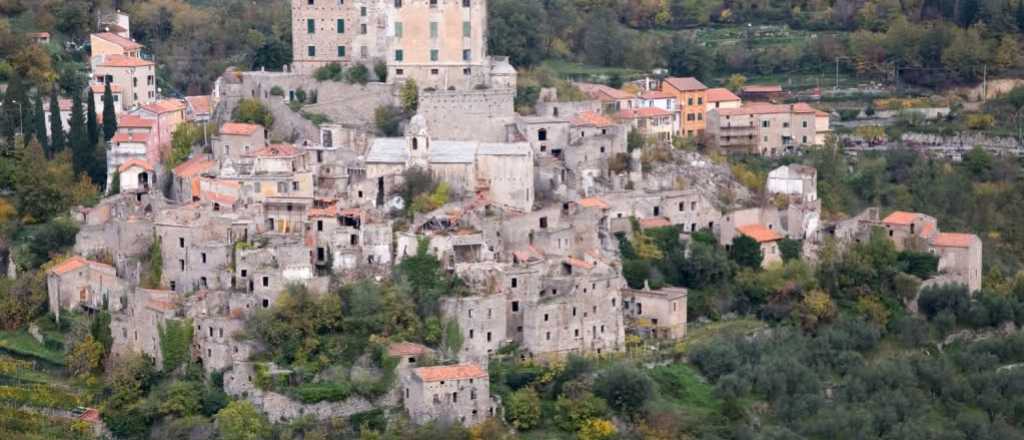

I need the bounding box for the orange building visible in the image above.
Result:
[659,77,708,137]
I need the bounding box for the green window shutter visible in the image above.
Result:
[338,46,346,57]
[430,22,438,38]
[430,49,438,61]
[307,19,315,34]
[463,22,470,38]
[395,22,403,38]
[308,46,316,57]
[337,19,344,33]
[395,50,404,61]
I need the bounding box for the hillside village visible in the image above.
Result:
[4,0,1024,439]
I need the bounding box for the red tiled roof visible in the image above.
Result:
[577,197,610,209]
[616,107,672,119]
[117,159,153,173]
[28,32,50,38]
[111,132,150,143]
[185,95,212,115]
[93,32,143,50]
[220,122,262,136]
[250,144,300,157]
[742,84,783,93]
[142,99,186,114]
[577,83,635,101]
[790,102,821,114]
[736,224,783,243]
[661,77,707,92]
[202,192,238,206]
[97,54,153,68]
[706,88,741,103]
[932,233,978,248]
[172,155,216,178]
[49,256,114,275]
[146,299,177,312]
[570,111,615,128]
[513,245,545,263]
[117,115,155,129]
[882,211,921,226]
[715,103,821,117]
[78,408,100,423]
[90,83,123,94]
[388,342,431,357]
[565,257,595,270]
[639,217,672,229]
[308,205,338,218]
[414,363,487,382]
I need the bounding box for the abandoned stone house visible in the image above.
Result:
[622,285,688,340]
[109,288,179,369]
[214,122,268,161]
[880,211,983,292]
[47,256,125,322]
[400,363,494,426]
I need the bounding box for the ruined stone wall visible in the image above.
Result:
[441,295,507,364]
[418,89,514,142]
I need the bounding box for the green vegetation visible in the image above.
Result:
[232,98,274,128]
[158,319,194,373]
[313,62,344,82]
[167,122,206,168]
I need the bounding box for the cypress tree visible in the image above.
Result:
[92,139,107,191]
[33,91,47,152]
[86,86,98,147]
[1017,0,1024,32]
[102,82,117,141]
[48,87,65,157]
[0,72,22,144]
[68,91,89,176]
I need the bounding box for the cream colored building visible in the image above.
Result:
[291,0,504,90]
[93,55,156,111]
[706,102,827,156]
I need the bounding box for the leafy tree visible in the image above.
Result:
[662,33,711,79]
[400,79,419,114]
[578,418,617,440]
[232,99,274,128]
[918,284,970,318]
[216,400,272,440]
[66,335,104,377]
[102,82,117,141]
[627,129,646,152]
[168,122,204,167]
[730,235,764,269]
[593,364,656,417]
[158,381,203,418]
[13,142,96,224]
[555,392,609,432]
[725,74,747,91]
[505,387,542,429]
[779,239,802,261]
[488,0,548,67]
[90,309,113,354]
[159,318,195,372]
[0,270,47,330]
[48,87,64,156]
[314,62,344,81]
[374,105,404,136]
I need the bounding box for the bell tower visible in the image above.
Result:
[406,113,431,169]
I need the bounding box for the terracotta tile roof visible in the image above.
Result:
[736,224,783,243]
[250,144,300,157]
[616,107,672,119]
[661,77,707,91]
[28,32,50,38]
[388,342,431,357]
[93,32,143,50]
[202,192,238,206]
[639,217,672,229]
[220,122,262,136]
[577,197,610,209]
[576,83,635,101]
[640,90,675,100]
[172,155,216,178]
[413,363,487,382]
[111,132,150,143]
[790,102,821,114]
[715,102,821,117]
[565,257,595,270]
[97,54,153,68]
[185,95,212,115]
[513,245,545,263]
[117,115,155,129]
[49,256,114,275]
[932,232,978,248]
[882,211,921,225]
[308,204,338,218]
[570,111,615,128]
[78,408,100,423]
[742,84,783,93]
[90,83,123,94]
[142,99,186,114]
[117,159,154,173]
[146,299,177,312]
[706,88,741,102]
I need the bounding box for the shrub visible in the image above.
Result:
[374,105,404,136]
[294,381,353,403]
[374,59,388,82]
[269,85,284,96]
[314,62,344,81]
[346,63,370,85]
[295,88,307,103]
[232,98,274,128]
[966,113,995,130]
[593,364,656,417]
[504,387,542,430]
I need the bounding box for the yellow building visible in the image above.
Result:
[659,77,708,138]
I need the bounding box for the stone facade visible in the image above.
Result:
[622,286,687,339]
[706,103,828,156]
[400,363,494,426]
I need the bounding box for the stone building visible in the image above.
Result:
[400,363,494,426]
[117,159,156,195]
[366,114,534,211]
[930,233,983,293]
[615,107,676,142]
[214,123,268,161]
[881,211,938,251]
[706,103,830,156]
[622,285,687,339]
[705,88,741,112]
[133,99,187,152]
[47,257,125,322]
[735,224,784,267]
[110,288,179,369]
[92,54,156,111]
[290,0,508,91]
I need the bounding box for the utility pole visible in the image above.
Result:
[983,64,988,101]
